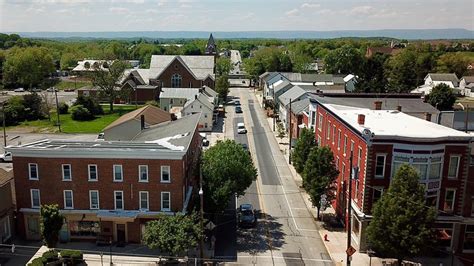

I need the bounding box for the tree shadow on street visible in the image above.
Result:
[236,212,286,254]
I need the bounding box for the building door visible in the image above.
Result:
[116,224,126,243]
[27,216,40,240]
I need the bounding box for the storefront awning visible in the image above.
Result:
[97,210,138,219]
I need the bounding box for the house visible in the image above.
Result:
[278,86,307,130]
[8,113,202,243]
[103,105,172,141]
[412,73,460,95]
[314,103,474,260]
[120,69,159,104]
[288,98,317,139]
[182,94,215,131]
[0,169,14,243]
[365,46,401,58]
[460,76,474,97]
[439,110,474,132]
[159,88,201,112]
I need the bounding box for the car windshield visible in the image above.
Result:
[241,210,253,216]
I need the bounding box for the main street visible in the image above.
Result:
[227,87,332,265]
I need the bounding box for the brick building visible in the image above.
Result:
[8,113,202,244]
[0,169,14,243]
[314,103,474,260]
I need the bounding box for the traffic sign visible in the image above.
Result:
[346,246,356,256]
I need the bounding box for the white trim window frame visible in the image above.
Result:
[29,163,39,180]
[139,191,149,211]
[139,165,149,182]
[447,155,460,179]
[161,166,171,183]
[326,121,331,140]
[337,130,341,150]
[343,135,348,156]
[114,191,124,210]
[89,190,99,210]
[374,154,387,179]
[444,189,456,213]
[31,189,40,208]
[63,190,74,209]
[161,191,171,211]
[318,113,323,132]
[357,147,363,169]
[113,165,123,182]
[62,164,72,181]
[88,164,98,181]
[332,125,336,144]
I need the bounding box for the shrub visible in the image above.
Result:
[60,249,84,264]
[28,257,46,266]
[71,105,94,121]
[74,95,103,115]
[42,250,59,262]
[58,103,69,114]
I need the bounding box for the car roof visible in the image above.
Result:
[237,122,245,126]
[240,203,253,210]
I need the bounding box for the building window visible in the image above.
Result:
[62,164,72,181]
[205,123,208,128]
[357,147,363,169]
[114,191,124,210]
[139,165,148,182]
[64,190,73,209]
[89,190,99,210]
[0,216,11,241]
[161,192,171,211]
[139,191,149,211]
[318,114,323,131]
[311,111,316,128]
[88,165,98,181]
[336,157,340,170]
[332,125,336,144]
[350,140,354,153]
[435,223,453,250]
[372,187,384,205]
[426,190,439,208]
[444,189,456,213]
[69,221,100,237]
[375,154,386,178]
[463,225,474,251]
[430,157,442,180]
[171,73,182,88]
[113,165,123,182]
[448,156,460,179]
[471,197,474,217]
[31,189,40,208]
[392,155,443,180]
[161,166,170,183]
[343,136,348,156]
[337,130,341,150]
[29,163,39,180]
[326,122,331,140]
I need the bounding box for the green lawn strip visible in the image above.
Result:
[54,80,92,90]
[12,104,139,134]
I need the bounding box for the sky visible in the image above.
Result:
[0,0,473,32]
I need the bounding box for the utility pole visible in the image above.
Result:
[54,88,61,132]
[465,104,469,133]
[2,102,6,147]
[288,98,292,164]
[135,88,138,109]
[199,166,204,264]
[346,150,353,266]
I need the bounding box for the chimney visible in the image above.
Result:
[195,94,198,100]
[425,112,432,121]
[396,105,402,112]
[140,114,145,130]
[358,114,365,125]
[374,101,382,110]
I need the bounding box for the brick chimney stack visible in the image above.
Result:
[397,105,402,112]
[374,101,382,110]
[425,112,432,121]
[358,114,365,125]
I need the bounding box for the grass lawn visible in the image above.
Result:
[54,79,92,90]
[12,105,139,134]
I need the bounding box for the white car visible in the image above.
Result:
[0,152,12,162]
[95,132,105,141]
[237,123,247,134]
[14,88,25,92]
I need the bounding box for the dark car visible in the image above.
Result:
[234,100,241,105]
[238,204,257,228]
[240,143,250,154]
[235,106,243,113]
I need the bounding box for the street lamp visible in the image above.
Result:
[199,174,204,263]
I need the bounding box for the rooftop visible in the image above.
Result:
[103,105,171,131]
[149,55,215,80]
[426,73,459,83]
[160,88,201,100]
[324,104,472,142]
[278,86,307,106]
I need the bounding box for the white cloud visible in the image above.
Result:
[112,0,145,3]
[145,8,159,14]
[301,3,320,9]
[285,8,299,17]
[349,5,374,16]
[180,4,192,8]
[109,7,129,14]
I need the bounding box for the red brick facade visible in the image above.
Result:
[155,57,215,89]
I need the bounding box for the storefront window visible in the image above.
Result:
[464,225,474,251]
[69,221,100,237]
[435,223,453,250]
[392,155,443,181]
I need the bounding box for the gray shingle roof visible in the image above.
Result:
[427,73,459,83]
[290,98,311,114]
[160,88,200,100]
[278,86,307,107]
[150,55,215,80]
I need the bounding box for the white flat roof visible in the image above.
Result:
[324,104,472,141]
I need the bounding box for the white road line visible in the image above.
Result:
[223,255,332,262]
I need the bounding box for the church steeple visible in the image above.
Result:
[205,33,217,55]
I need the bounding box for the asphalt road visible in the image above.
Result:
[230,87,333,265]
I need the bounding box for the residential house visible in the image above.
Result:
[365,46,402,58]
[288,98,317,139]
[314,103,474,261]
[460,76,474,97]
[439,110,474,132]
[412,73,460,95]
[278,86,307,130]
[182,94,215,132]
[159,88,200,112]
[0,169,14,243]
[8,113,202,243]
[103,105,172,141]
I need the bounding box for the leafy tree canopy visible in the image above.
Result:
[40,204,64,248]
[427,83,457,111]
[292,127,317,174]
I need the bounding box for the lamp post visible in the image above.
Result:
[199,171,204,264]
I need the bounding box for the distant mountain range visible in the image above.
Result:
[10,29,474,40]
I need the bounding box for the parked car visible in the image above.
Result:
[14,88,25,92]
[46,88,58,92]
[31,88,41,92]
[237,122,247,134]
[235,106,242,113]
[200,133,209,147]
[237,204,257,228]
[234,100,241,105]
[240,143,250,154]
[96,132,105,141]
[0,152,12,162]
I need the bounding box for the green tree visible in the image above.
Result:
[324,45,363,75]
[367,165,436,265]
[356,53,389,93]
[60,53,78,70]
[142,213,203,257]
[427,83,457,111]
[292,128,317,174]
[277,122,286,142]
[3,47,55,89]
[215,75,230,102]
[436,52,470,78]
[202,139,257,212]
[302,146,339,219]
[89,60,129,112]
[40,204,64,248]
[385,49,417,92]
[216,57,232,76]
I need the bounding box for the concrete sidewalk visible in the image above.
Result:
[253,89,385,266]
